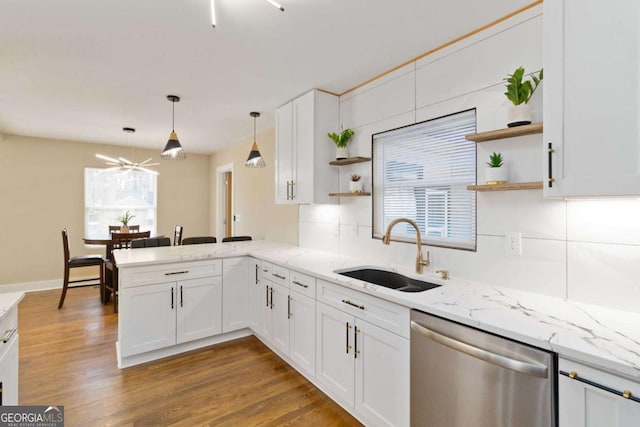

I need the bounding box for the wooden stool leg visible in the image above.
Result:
[58,264,70,309]
[100,263,105,304]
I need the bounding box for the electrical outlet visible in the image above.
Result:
[505,232,522,256]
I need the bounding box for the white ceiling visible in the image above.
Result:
[0,0,533,154]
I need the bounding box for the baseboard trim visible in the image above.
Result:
[0,279,62,293]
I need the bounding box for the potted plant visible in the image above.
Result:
[504,66,543,127]
[327,128,355,160]
[349,174,363,193]
[117,210,135,232]
[485,152,508,185]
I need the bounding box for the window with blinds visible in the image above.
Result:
[372,109,477,251]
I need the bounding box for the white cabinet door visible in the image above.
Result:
[559,359,640,427]
[291,90,315,204]
[316,302,355,406]
[270,282,290,355]
[275,90,338,204]
[0,334,19,405]
[290,292,316,377]
[120,283,176,357]
[222,258,249,332]
[260,282,273,341]
[355,319,410,427]
[176,276,222,344]
[275,101,295,204]
[544,0,640,197]
[248,259,262,333]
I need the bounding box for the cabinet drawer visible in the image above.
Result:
[269,264,290,288]
[289,270,316,298]
[0,307,18,351]
[317,280,409,338]
[120,260,222,288]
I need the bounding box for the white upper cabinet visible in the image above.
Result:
[275,89,339,204]
[544,0,640,197]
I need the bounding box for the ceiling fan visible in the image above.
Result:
[96,128,160,175]
[210,0,285,28]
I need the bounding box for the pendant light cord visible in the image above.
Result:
[253,115,257,143]
[172,100,175,132]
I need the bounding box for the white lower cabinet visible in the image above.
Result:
[316,301,410,427]
[289,292,316,377]
[0,328,19,405]
[120,276,222,357]
[222,258,249,333]
[559,358,640,426]
[270,282,291,355]
[248,259,262,332]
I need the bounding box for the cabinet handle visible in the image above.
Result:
[272,273,286,280]
[290,181,295,200]
[547,142,555,188]
[255,264,259,284]
[354,326,360,359]
[266,285,269,307]
[180,286,183,307]
[292,280,308,289]
[287,295,292,319]
[165,270,189,276]
[346,322,352,354]
[270,287,274,309]
[342,299,365,310]
[171,287,174,309]
[2,328,17,343]
[560,370,640,403]
[286,181,292,200]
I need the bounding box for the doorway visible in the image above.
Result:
[216,163,234,239]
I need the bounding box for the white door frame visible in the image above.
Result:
[216,163,234,240]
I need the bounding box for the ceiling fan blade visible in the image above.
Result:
[119,157,134,165]
[136,166,160,175]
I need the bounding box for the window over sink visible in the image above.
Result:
[84,168,157,238]
[372,109,477,251]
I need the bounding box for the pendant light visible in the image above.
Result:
[96,127,159,175]
[245,112,266,168]
[210,0,284,28]
[161,95,187,160]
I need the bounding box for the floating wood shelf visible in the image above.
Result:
[329,156,372,166]
[467,182,544,192]
[328,192,372,197]
[465,123,543,142]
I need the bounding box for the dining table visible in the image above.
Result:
[83,230,151,260]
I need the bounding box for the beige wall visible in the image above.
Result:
[209,129,298,245]
[0,134,211,286]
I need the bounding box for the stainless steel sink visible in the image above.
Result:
[336,268,441,292]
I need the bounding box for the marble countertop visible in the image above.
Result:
[0,291,25,322]
[114,241,640,381]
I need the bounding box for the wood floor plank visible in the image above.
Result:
[18,288,362,426]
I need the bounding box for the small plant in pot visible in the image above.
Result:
[349,174,363,193]
[328,128,355,160]
[485,152,508,185]
[504,66,543,127]
[117,210,135,232]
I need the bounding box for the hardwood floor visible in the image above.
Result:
[18,288,361,426]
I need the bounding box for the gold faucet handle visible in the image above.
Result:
[435,269,449,280]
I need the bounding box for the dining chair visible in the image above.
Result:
[181,236,217,245]
[58,228,105,309]
[131,237,172,248]
[173,225,183,246]
[104,230,151,312]
[221,236,252,242]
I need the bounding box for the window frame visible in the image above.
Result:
[371,108,477,251]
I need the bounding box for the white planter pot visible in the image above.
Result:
[485,166,508,185]
[507,104,532,127]
[336,146,349,160]
[349,180,363,193]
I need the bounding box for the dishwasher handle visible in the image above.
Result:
[410,320,548,379]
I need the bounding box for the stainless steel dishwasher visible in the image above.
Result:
[411,309,557,427]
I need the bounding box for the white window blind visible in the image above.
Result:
[84,168,158,239]
[373,109,477,250]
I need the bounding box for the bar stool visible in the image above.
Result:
[221,236,252,242]
[182,236,217,245]
[58,228,105,309]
